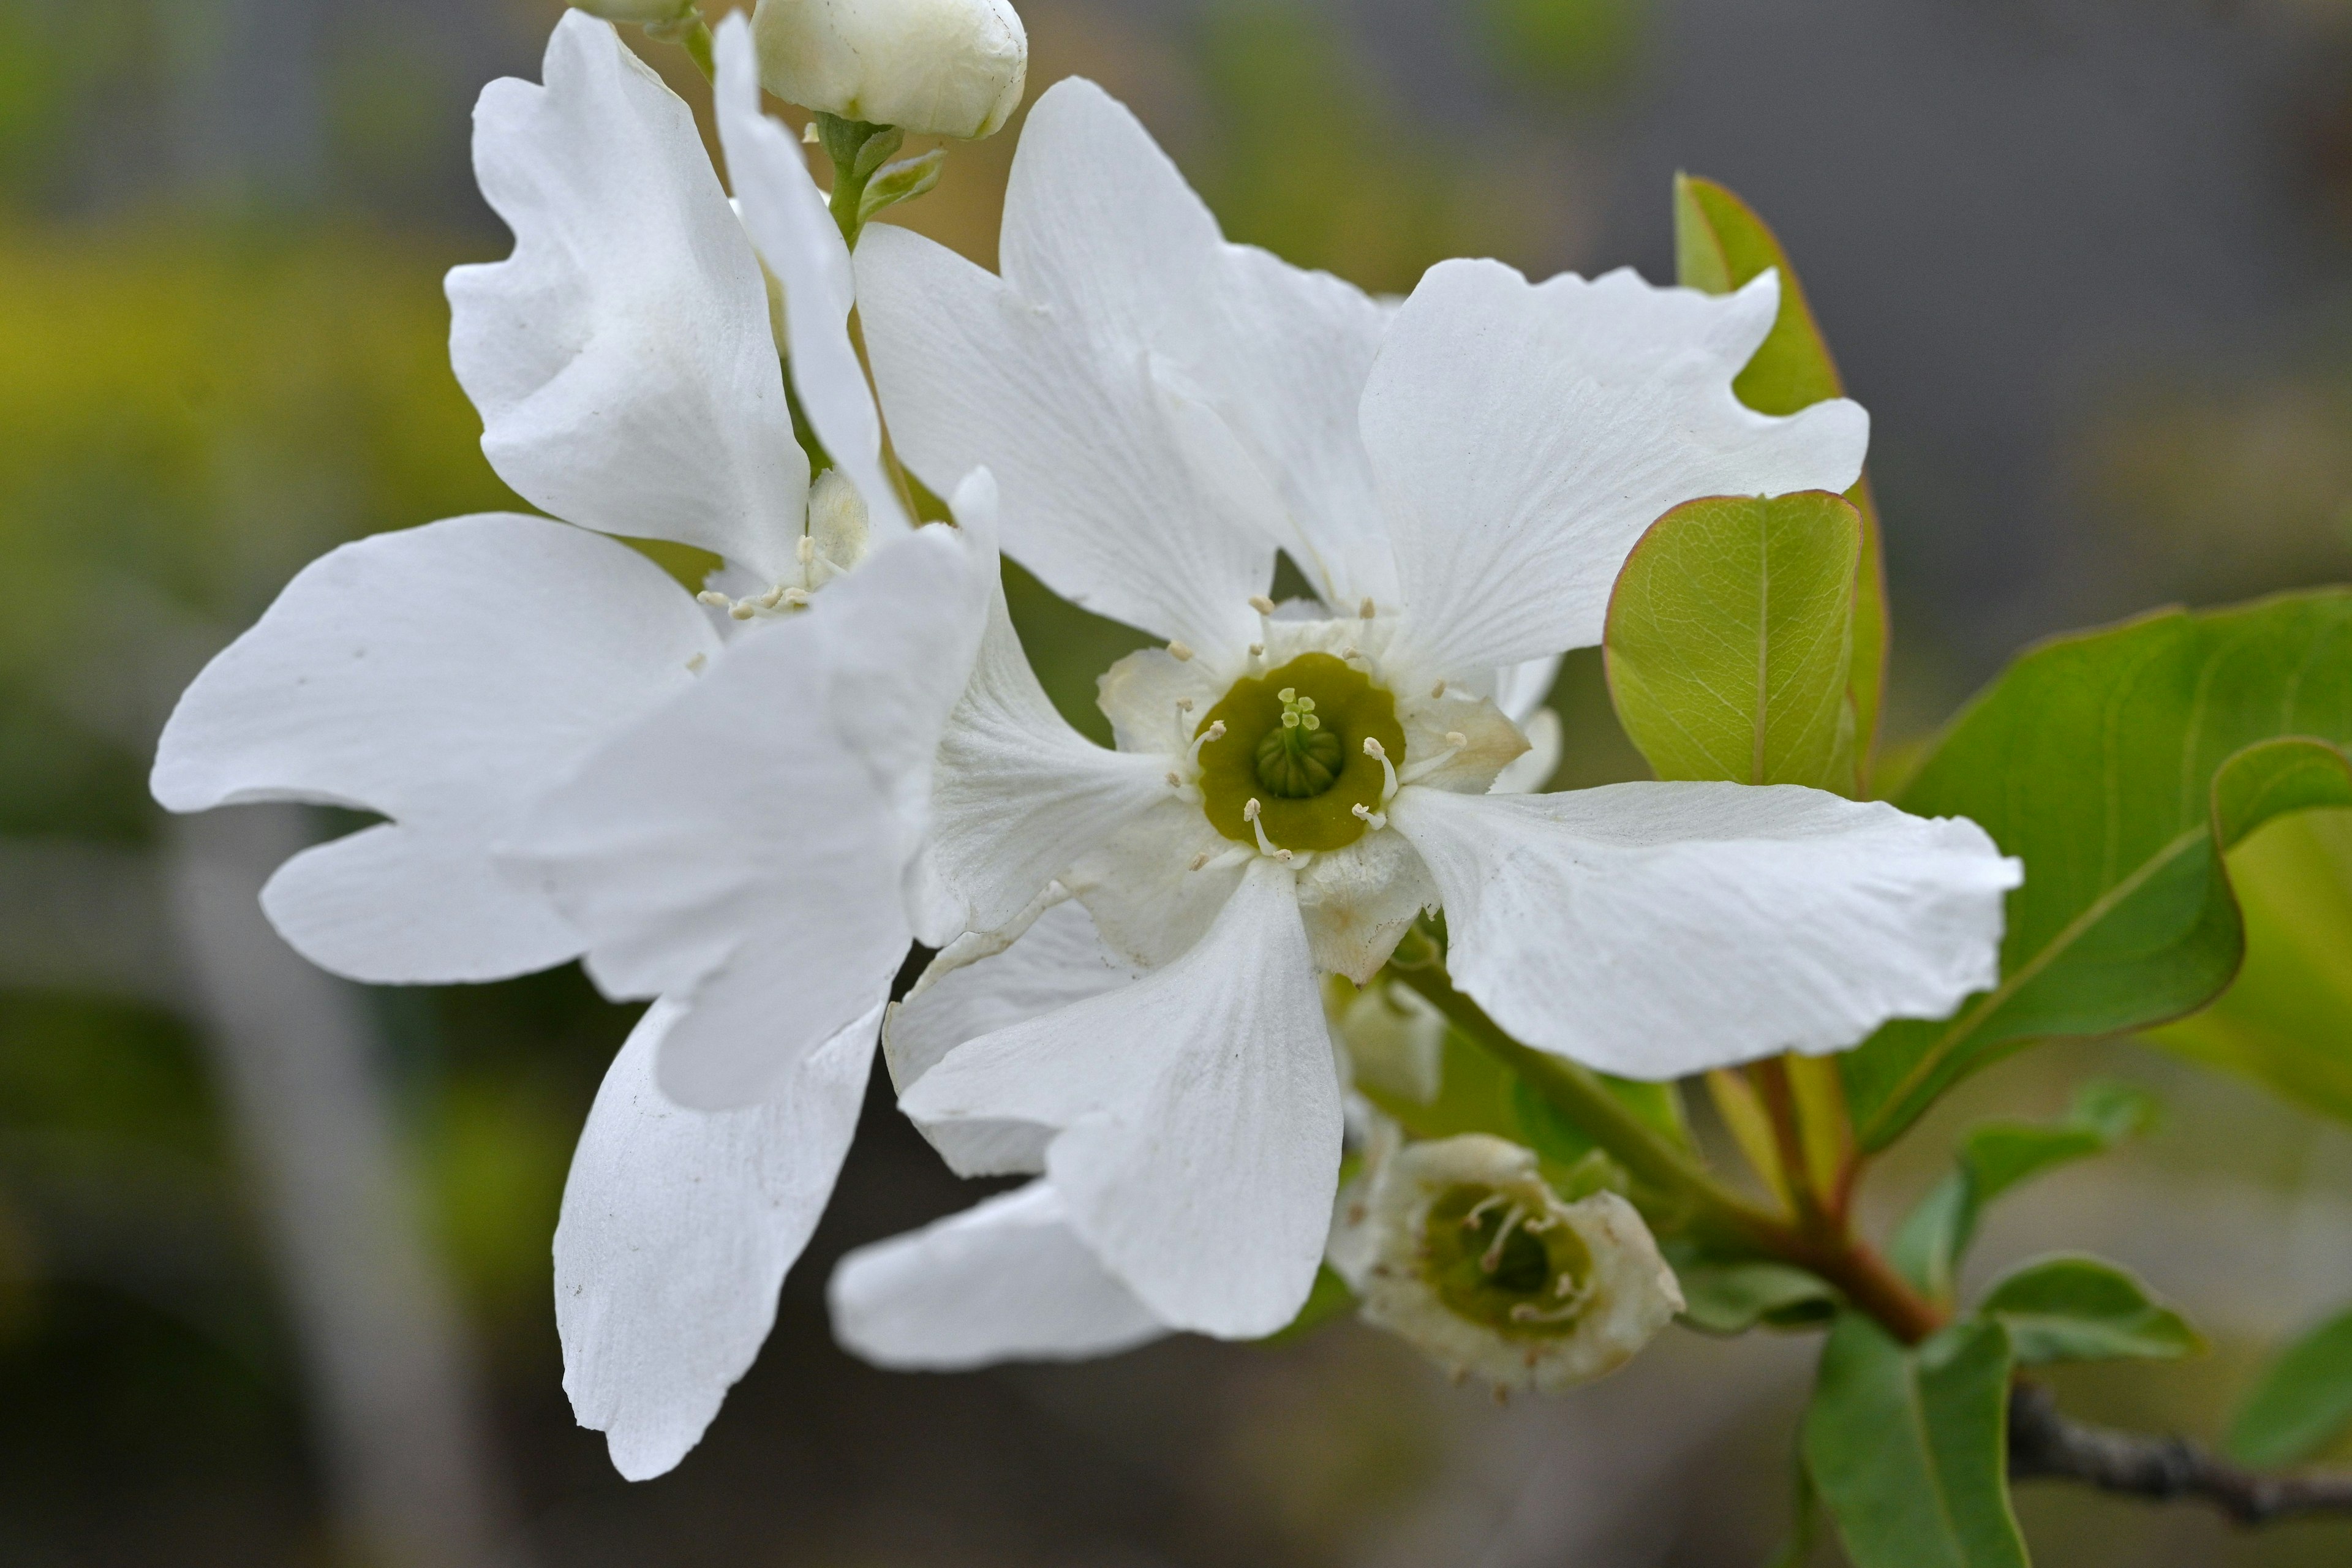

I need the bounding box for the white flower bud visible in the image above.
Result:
[1353,1134,1683,1393]
[570,0,698,23]
[752,0,1027,138]
[1330,977,1444,1106]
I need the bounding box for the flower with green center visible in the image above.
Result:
[820,79,2017,1364]
[1342,1134,1684,1393]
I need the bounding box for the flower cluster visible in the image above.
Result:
[150,3,2021,1480]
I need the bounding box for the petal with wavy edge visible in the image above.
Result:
[1063,797,1244,971]
[150,513,715,984]
[510,506,997,1110]
[856,221,1269,654]
[1366,260,1869,674]
[900,858,1340,1336]
[829,1181,1166,1370]
[557,995,876,1481]
[927,589,1174,937]
[711,15,911,538]
[1490,708,1561,795]
[448,13,805,578]
[997,81,1396,609]
[886,896,1142,1091]
[1387,783,2021,1079]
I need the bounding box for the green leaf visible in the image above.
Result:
[858,148,946,223]
[1977,1256,2204,1365]
[1674,173,1889,777]
[1674,1258,1837,1335]
[1842,594,2352,1148]
[1803,1314,2028,1568]
[1889,1082,2156,1303]
[2142,808,2352,1125]
[1604,491,1861,792]
[2226,1304,2352,1467]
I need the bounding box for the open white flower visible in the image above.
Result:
[841,79,2022,1343]
[153,11,980,1478]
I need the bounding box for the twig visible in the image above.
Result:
[2009,1382,2352,1525]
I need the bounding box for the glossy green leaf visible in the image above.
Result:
[1803,1314,2028,1568]
[1978,1255,2203,1365]
[1843,594,2352,1148]
[1890,1082,2156,1303]
[2226,1304,2352,1467]
[1604,491,1861,792]
[2142,809,2352,1125]
[1675,1258,1837,1335]
[1675,173,1889,778]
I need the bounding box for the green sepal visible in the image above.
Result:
[1802,1314,2029,1568]
[1604,489,1861,793]
[1888,1080,2155,1302]
[2226,1303,2352,1467]
[1976,1254,2204,1365]
[859,149,946,224]
[1673,173,1889,781]
[1842,592,2352,1149]
[1672,1256,1837,1336]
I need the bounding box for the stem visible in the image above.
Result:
[643,14,715,81]
[1751,1058,1825,1229]
[815,113,897,248]
[2010,1382,2352,1524]
[1388,955,1947,1346]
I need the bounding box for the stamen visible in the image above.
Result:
[1359,597,1376,620]
[1166,771,1183,788]
[1248,643,1266,662]
[796,535,815,565]
[1193,846,1254,874]
[1189,851,1210,871]
[1430,679,1447,699]
[1479,1204,1527,1274]
[697,590,730,608]
[1242,798,1292,862]
[1400,732,1469,786]
[685,652,707,674]
[729,601,757,620]
[1186,719,1226,767]
[1362,736,1400,803]
[782,587,811,609]
[1168,641,1195,662]
[757,585,787,609]
[1248,594,1276,616]
[1351,801,1388,831]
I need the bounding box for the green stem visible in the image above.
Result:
[1386,954,1947,1346]
[643,14,715,81]
[815,112,897,248]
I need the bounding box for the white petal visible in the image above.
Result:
[886,897,1142,1091]
[1387,783,2021,1079]
[712,15,911,538]
[1295,828,1438,984]
[1366,261,1869,674]
[1490,707,1561,796]
[1064,797,1245,970]
[995,81,1396,608]
[926,588,1174,935]
[900,858,1341,1336]
[828,1182,1166,1370]
[556,996,876,1480]
[510,518,997,1109]
[151,514,715,984]
[1493,654,1562,728]
[448,13,807,577]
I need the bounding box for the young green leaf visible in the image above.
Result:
[1674,173,1889,780]
[1890,1082,2156,1302]
[1802,1314,2028,1568]
[2143,809,2352,1126]
[1604,491,1861,793]
[1675,1259,1838,1335]
[1978,1256,2204,1365]
[2226,1304,2352,1468]
[1842,594,2352,1148]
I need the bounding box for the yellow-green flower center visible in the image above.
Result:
[1195,652,1406,852]
[1421,1182,1595,1340]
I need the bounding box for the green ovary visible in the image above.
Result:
[1422,1184,1595,1340]
[1195,652,1406,853]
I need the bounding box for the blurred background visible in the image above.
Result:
[5,0,2352,1562]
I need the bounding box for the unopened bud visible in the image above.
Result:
[1330,978,1444,1106]
[1355,1134,1682,1393]
[571,0,698,23]
[752,0,1027,139]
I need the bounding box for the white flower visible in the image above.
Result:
[1337,1134,1684,1393]
[152,12,978,1479]
[753,0,1027,138]
[841,80,2021,1343]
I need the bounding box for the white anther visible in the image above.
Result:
[1359,597,1376,620]
[698,590,731,608]
[1243,797,1261,822]
[797,534,815,565]
[757,585,788,609]
[729,602,757,620]
[1242,799,1292,863]
[1351,801,1388,831]
[1248,594,1276,615]
[802,121,821,144]
[1177,697,1194,712]
[1189,851,1210,871]
[1168,641,1195,662]
[782,587,812,608]
[1249,643,1266,660]
[1186,719,1226,767]
[1166,771,1183,788]
[1362,736,1400,803]
[685,652,707,674]
[1431,679,1447,699]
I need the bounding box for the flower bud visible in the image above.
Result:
[1354,1134,1683,1393]
[570,0,698,23]
[752,0,1027,139]
[1329,976,1444,1106]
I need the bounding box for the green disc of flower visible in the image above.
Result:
[1194,652,1406,853]
[1422,1184,1596,1340]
